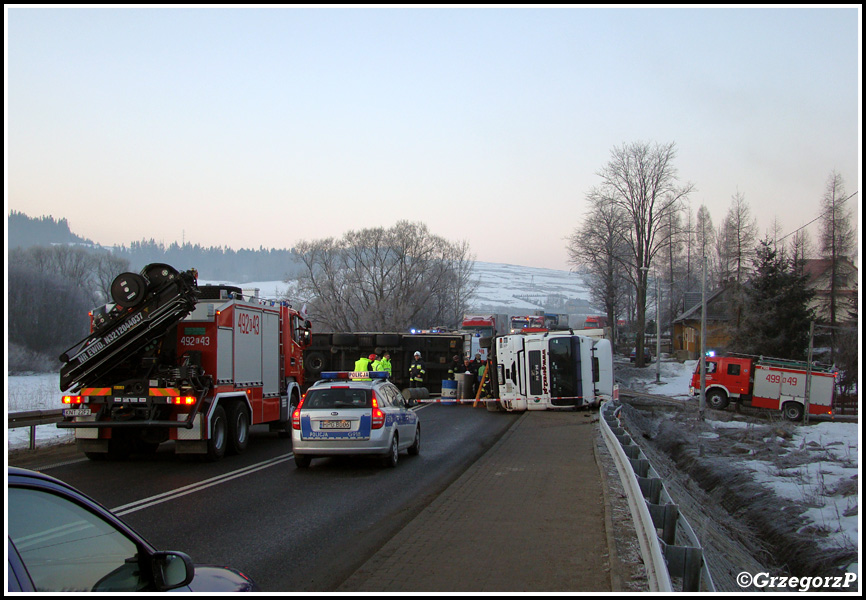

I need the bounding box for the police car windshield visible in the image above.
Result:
[305,388,372,409]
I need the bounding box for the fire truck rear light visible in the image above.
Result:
[62,395,83,404]
[172,396,196,405]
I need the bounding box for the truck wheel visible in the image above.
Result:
[782,402,804,422]
[706,389,729,410]
[376,334,401,347]
[206,405,228,461]
[306,351,325,377]
[332,333,356,346]
[226,402,250,455]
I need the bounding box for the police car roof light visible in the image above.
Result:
[320,371,390,380]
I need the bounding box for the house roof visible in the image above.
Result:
[673,286,731,323]
[802,258,858,286]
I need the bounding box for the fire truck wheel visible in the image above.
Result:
[226,402,250,455]
[706,389,729,410]
[206,405,228,461]
[782,402,804,422]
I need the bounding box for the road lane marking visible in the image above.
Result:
[111,454,293,516]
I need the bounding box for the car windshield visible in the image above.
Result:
[305,387,372,409]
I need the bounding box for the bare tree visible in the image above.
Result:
[293,221,477,332]
[818,170,856,361]
[593,141,694,366]
[94,252,132,302]
[788,228,813,267]
[566,190,631,345]
[719,190,758,285]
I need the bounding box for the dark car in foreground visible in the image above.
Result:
[7,467,259,592]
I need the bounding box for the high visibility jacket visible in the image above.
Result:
[353,357,372,380]
[377,357,392,376]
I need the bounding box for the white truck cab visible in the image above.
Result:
[493,332,613,411]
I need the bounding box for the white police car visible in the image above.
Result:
[291,371,420,469]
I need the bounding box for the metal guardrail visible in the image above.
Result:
[8,409,66,451]
[599,398,715,592]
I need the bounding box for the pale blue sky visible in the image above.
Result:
[6,6,861,271]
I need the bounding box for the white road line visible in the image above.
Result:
[112,454,293,516]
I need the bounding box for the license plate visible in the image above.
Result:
[63,408,92,417]
[320,420,351,430]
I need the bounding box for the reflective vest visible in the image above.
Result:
[377,357,392,376]
[353,357,372,380]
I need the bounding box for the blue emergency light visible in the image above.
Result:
[320,371,390,380]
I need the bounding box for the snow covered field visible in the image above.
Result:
[7,359,858,573]
[624,359,859,572]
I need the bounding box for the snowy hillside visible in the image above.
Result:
[200,260,600,321]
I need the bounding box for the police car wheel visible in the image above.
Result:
[408,426,420,456]
[384,434,399,468]
[294,454,312,469]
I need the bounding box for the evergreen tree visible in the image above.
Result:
[730,238,815,360]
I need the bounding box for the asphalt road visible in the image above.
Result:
[10,402,520,592]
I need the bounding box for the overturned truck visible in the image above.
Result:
[303,331,471,395]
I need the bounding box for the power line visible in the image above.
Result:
[777,191,858,243]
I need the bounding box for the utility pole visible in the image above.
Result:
[804,320,815,425]
[699,256,707,421]
[656,274,661,384]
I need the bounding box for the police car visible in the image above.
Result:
[291,371,420,468]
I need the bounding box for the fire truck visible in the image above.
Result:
[487,331,614,412]
[58,263,311,461]
[510,315,545,333]
[690,355,837,422]
[460,314,509,361]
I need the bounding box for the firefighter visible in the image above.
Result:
[463,357,478,397]
[447,354,462,379]
[353,353,377,381]
[409,351,425,388]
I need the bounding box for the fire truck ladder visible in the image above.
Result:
[59,264,200,393]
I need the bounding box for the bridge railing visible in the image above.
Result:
[8,409,66,451]
[599,396,715,592]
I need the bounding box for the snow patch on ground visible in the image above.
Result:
[621,357,860,580]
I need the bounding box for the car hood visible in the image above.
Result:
[187,565,260,592]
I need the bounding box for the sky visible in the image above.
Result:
[5,5,861,271]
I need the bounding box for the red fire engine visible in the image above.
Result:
[59,263,311,460]
[690,354,837,421]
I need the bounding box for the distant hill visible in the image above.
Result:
[7,211,603,322]
[7,211,95,249]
